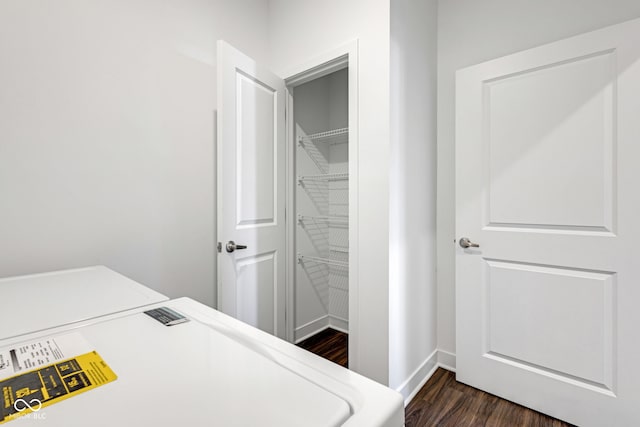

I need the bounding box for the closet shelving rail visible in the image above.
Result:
[297,172,348,184]
[297,254,349,268]
[298,127,348,145]
[298,215,349,225]
[330,246,349,254]
[297,125,350,273]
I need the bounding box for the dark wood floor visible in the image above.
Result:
[299,329,573,427]
[405,368,574,427]
[296,327,348,368]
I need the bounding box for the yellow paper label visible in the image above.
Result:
[0,351,117,424]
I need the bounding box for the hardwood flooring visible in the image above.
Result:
[296,328,348,368]
[299,329,573,427]
[405,368,574,427]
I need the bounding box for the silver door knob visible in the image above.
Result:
[226,241,248,253]
[459,237,480,249]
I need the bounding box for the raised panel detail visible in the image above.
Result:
[484,259,615,391]
[236,252,277,334]
[485,51,616,232]
[236,72,277,228]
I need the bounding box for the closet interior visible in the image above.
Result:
[293,67,350,349]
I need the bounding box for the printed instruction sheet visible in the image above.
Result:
[0,333,117,424]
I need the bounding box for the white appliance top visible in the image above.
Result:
[0,266,168,340]
[0,298,404,427]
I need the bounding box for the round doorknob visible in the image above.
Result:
[226,241,248,253]
[459,237,480,249]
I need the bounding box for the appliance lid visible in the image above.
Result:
[0,299,352,427]
[0,266,168,341]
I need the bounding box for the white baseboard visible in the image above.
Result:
[296,323,458,408]
[328,315,348,333]
[438,349,456,372]
[294,316,329,343]
[294,315,350,343]
[396,349,457,407]
[396,349,439,406]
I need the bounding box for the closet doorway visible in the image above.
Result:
[285,44,359,366]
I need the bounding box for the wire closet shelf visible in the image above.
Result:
[298,215,349,225]
[297,254,349,268]
[298,127,348,145]
[297,172,349,184]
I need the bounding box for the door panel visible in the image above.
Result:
[486,50,615,231]
[456,18,640,426]
[217,41,286,338]
[236,252,277,334]
[485,260,614,388]
[237,72,277,227]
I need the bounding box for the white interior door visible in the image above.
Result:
[217,41,286,338]
[456,18,640,426]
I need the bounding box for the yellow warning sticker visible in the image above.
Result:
[0,351,117,424]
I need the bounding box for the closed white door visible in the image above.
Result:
[456,18,640,426]
[217,41,286,338]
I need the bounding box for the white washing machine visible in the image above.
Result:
[0,266,168,341]
[0,296,404,426]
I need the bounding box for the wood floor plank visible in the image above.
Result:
[406,369,576,427]
[298,330,573,426]
[296,328,348,368]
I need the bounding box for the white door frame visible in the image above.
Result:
[283,41,359,365]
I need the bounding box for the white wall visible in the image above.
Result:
[269,0,391,384]
[0,0,270,306]
[328,70,349,130]
[437,0,640,356]
[389,0,438,399]
[327,70,350,332]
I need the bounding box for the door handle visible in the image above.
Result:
[226,241,248,253]
[459,237,480,249]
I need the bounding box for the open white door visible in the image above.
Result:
[217,41,286,339]
[456,18,640,426]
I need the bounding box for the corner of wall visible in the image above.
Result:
[389,0,439,398]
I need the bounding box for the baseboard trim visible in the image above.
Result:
[294,316,329,343]
[328,315,348,334]
[438,349,456,372]
[397,349,458,407]
[396,349,439,406]
[297,324,459,407]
